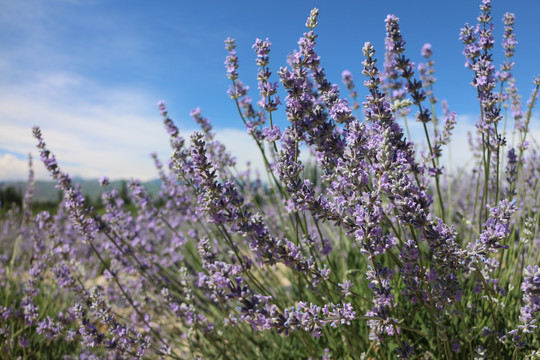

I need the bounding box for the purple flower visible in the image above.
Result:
[477,199,516,252]
[225,37,239,80]
[421,43,432,58]
[338,280,353,297]
[341,70,354,90]
[0,306,13,320]
[53,263,75,288]
[510,265,540,341]
[452,339,461,353]
[396,341,415,359]
[328,98,354,124]
[24,302,39,325]
[37,316,63,340]
[157,100,168,117]
[99,176,109,187]
[461,0,501,129]
[262,125,281,142]
[228,80,249,99]
[305,8,319,29]
[252,38,272,66]
[19,334,30,348]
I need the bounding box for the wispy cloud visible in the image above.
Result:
[397,113,540,174]
[0,67,267,181]
[0,0,263,181]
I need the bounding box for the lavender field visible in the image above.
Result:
[1,0,540,359]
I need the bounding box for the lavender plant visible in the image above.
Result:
[1,0,539,359]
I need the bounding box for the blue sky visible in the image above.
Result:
[1,0,539,181]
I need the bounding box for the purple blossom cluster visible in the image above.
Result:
[2,1,539,359]
[460,0,502,137]
[508,265,540,347]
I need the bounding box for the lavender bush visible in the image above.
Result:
[1,1,539,358]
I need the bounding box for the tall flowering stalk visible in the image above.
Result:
[460,0,506,226]
[384,14,447,221]
[253,38,280,117]
[341,70,360,116]
[418,43,439,140]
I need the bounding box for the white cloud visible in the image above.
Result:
[214,129,267,173]
[437,115,477,172]
[401,113,540,174]
[0,0,267,182]
[0,153,43,181]
[395,115,474,171]
[0,68,266,181]
[0,75,158,180]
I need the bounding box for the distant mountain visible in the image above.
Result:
[0,179,162,203]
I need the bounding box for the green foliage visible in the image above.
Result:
[0,277,80,359]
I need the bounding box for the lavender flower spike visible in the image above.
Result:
[510,265,540,345]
